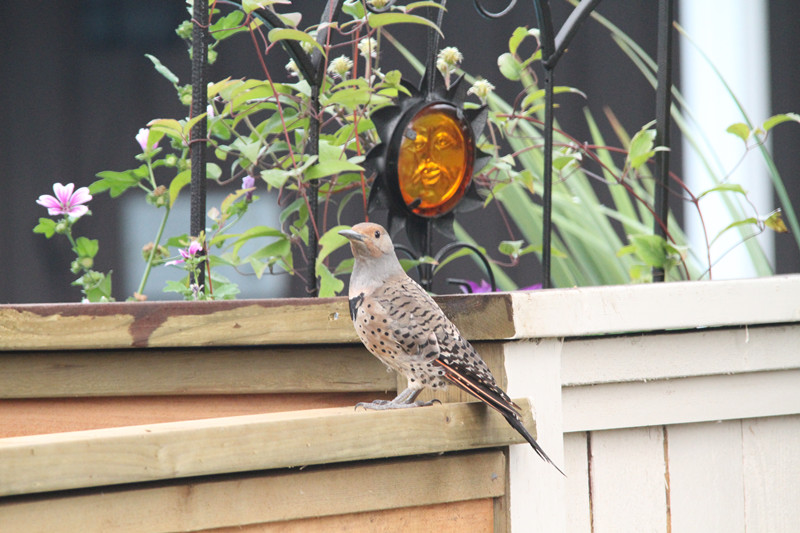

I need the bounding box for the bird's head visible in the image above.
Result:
[338,222,395,260]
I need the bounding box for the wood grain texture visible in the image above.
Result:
[0,294,515,352]
[0,400,533,497]
[589,426,668,533]
[742,415,800,532]
[563,431,592,533]
[667,420,746,532]
[0,345,394,399]
[219,499,495,533]
[0,451,504,532]
[0,393,393,438]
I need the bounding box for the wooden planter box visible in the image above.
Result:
[2,275,799,532]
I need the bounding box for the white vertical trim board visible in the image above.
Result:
[503,339,566,532]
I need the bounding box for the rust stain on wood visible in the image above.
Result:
[0,294,514,351]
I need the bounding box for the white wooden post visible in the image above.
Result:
[503,338,566,532]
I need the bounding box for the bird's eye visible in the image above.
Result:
[374,230,381,238]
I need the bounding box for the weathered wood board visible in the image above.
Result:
[0,450,505,533]
[0,400,532,497]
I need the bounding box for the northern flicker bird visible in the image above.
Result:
[339,222,564,475]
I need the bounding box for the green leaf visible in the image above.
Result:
[627,127,657,169]
[367,12,444,37]
[508,26,529,55]
[762,113,800,132]
[305,159,364,180]
[316,262,344,297]
[710,218,758,246]
[521,86,586,113]
[169,170,191,208]
[325,87,389,109]
[342,0,365,19]
[209,10,246,41]
[498,240,524,258]
[316,225,350,265]
[92,168,146,197]
[697,183,747,200]
[404,1,447,12]
[261,168,291,189]
[144,54,179,84]
[241,0,289,14]
[33,218,57,238]
[219,189,249,216]
[163,279,190,295]
[183,113,208,137]
[726,122,751,142]
[148,118,185,142]
[497,52,522,81]
[206,163,222,181]
[268,28,325,57]
[626,234,668,268]
[83,271,113,302]
[74,237,99,259]
[232,225,285,256]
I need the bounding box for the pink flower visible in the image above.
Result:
[166,240,204,266]
[36,182,92,218]
[136,128,158,151]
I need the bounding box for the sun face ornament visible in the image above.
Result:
[364,68,490,254]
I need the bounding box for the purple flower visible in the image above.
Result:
[36,182,92,218]
[457,279,542,294]
[242,175,256,201]
[166,240,204,266]
[136,128,158,152]
[459,279,493,294]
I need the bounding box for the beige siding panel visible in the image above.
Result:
[742,415,800,532]
[589,426,668,533]
[563,369,800,432]
[561,325,800,386]
[667,420,745,532]
[563,431,592,533]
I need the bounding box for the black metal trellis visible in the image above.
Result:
[189,0,675,294]
[190,0,209,291]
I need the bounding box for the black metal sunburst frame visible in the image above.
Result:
[363,3,495,292]
[189,0,675,294]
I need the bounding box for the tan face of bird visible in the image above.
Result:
[338,222,395,260]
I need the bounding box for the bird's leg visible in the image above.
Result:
[356,387,440,410]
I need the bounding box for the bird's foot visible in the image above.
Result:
[355,398,441,410]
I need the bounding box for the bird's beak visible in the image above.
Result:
[338,229,364,242]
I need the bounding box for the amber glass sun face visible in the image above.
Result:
[397,103,475,217]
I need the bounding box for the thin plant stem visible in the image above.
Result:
[136,206,171,296]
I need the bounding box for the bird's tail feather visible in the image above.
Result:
[435,359,565,476]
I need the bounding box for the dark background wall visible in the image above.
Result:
[1,1,797,303]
